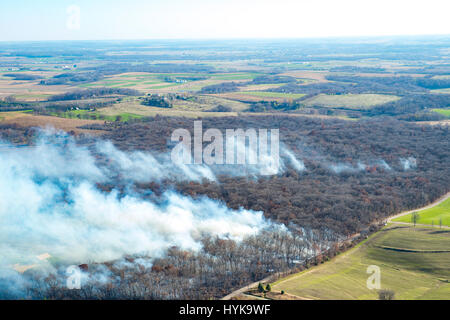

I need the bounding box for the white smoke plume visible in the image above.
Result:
[96,140,216,183]
[0,184,268,267]
[208,135,305,177]
[328,159,392,174]
[0,129,274,283]
[400,157,417,170]
[328,162,362,174]
[378,160,392,171]
[282,148,306,172]
[97,132,304,182]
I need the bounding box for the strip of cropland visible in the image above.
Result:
[392,197,450,227]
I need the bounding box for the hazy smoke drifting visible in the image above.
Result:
[0,130,273,280]
[96,140,216,182]
[328,159,392,174]
[282,148,306,172]
[400,157,417,170]
[207,136,305,177]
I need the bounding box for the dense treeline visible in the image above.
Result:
[0,99,31,112]
[368,94,450,116]
[250,75,296,84]
[86,115,450,235]
[415,77,450,89]
[247,100,302,112]
[200,81,242,94]
[206,105,233,112]
[271,75,429,95]
[327,75,450,91]
[397,65,450,75]
[35,100,117,113]
[48,88,141,101]
[140,94,173,108]
[16,228,343,300]
[160,75,208,83]
[269,75,450,97]
[0,123,36,144]
[83,62,215,74]
[329,66,386,73]
[40,72,103,85]
[3,73,43,80]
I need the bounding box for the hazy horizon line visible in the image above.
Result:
[1,33,449,44]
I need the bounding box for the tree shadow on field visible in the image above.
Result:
[428,229,450,235]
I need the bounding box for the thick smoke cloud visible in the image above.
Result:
[0,129,273,280]
[97,133,305,181]
[96,140,216,182]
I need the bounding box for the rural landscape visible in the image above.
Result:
[0,36,449,301]
[0,0,450,304]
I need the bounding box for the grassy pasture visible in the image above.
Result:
[78,72,261,92]
[0,110,33,121]
[272,225,450,300]
[99,103,238,118]
[94,95,248,117]
[209,72,261,80]
[237,91,306,99]
[303,93,400,110]
[432,108,450,118]
[0,112,106,134]
[12,93,53,101]
[78,72,176,90]
[279,71,328,83]
[75,72,270,94]
[393,198,450,227]
[50,109,143,122]
[240,84,284,91]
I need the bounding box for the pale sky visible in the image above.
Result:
[0,0,449,41]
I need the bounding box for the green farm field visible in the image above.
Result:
[77,72,260,92]
[303,93,400,109]
[50,109,143,122]
[432,108,450,118]
[237,91,306,99]
[392,198,450,227]
[272,225,450,300]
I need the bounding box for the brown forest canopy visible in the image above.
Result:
[83,115,450,235]
[2,115,449,235]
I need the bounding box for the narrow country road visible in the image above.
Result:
[221,274,280,300]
